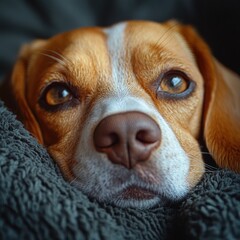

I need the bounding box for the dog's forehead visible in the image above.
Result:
[60,21,193,61]
[56,21,196,83]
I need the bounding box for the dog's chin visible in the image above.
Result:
[107,186,162,209]
[70,170,189,209]
[105,186,187,209]
[80,183,177,209]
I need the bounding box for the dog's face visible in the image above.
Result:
[4,21,240,208]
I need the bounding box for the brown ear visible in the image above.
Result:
[177,24,240,171]
[5,40,46,144]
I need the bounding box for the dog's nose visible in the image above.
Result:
[93,112,161,169]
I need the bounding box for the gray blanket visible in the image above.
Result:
[0,100,240,240]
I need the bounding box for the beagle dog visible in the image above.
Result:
[1,20,240,209]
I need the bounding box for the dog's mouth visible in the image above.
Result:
[120,186,158,200]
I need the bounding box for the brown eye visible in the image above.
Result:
[158,74,188,94]
[156,70,195,99]
[40,82,79,111]
[45,84,72,106]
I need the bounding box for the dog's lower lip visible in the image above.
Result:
[121,186,157,200]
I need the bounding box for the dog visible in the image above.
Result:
[1,20,240,209]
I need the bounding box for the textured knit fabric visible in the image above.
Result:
[0,101,240,240]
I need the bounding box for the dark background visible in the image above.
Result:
[0,0,240,82]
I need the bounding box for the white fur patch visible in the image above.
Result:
[104,22,130,96]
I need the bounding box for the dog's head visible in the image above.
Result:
[4,21,240,208]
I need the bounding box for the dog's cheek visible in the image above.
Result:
[163,119,205,188]
[35,108,83,180]
[47,143,78,181]
[178,131,204,187]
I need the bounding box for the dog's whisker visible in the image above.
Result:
[189,165,216,171]
[189,162,218,171]
[187,149,218,171]
[187,150,218,172]
[39,49,73,68]
[46,50,72,65]
[40,52,67,66]
[187,148,213,158]
[69,177,78,185]
[154,23,178,48]
[205,164,218,170]
[189,162,217,171]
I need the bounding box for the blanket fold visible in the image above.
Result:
[0,100,240,240]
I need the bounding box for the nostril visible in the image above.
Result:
[94,132,120,149]
[136,130,157,144]
[109,133,119,146]
[104,133,120,148]
[136,130,148,144]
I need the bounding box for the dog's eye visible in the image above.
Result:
[40,82,79,111]
[156,71,194,99]
[45,84,72,106]
[158,73,188,94]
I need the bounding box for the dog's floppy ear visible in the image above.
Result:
[4,40,46,144]
[175,23,240,171]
